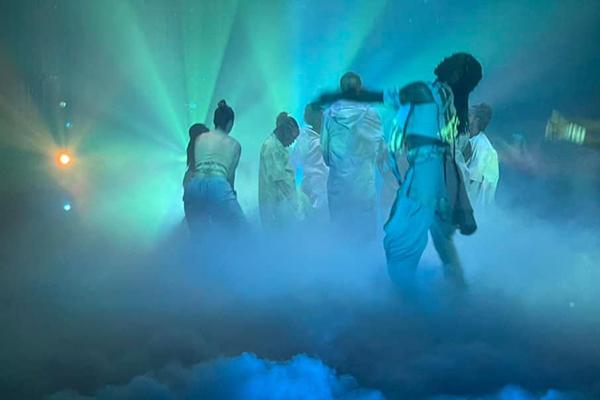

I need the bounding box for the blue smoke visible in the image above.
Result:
[49,353,384,400]
[433,385,585,400]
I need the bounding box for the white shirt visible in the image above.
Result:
[291,126,329,213]
[467,132,499,206]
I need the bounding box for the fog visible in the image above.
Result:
[1,1,600,399]
[1,187,599,399]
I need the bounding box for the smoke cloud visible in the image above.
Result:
[1,198,599,400]
[48,353,384,400]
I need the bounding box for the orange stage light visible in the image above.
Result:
[55,150,74,169]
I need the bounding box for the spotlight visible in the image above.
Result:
[59,101,67,108]
[63,202,72,212]
[55,150,74,169]
[65,121,73,129]
[59,153,71,165]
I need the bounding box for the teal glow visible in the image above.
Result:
[2,0,598,245]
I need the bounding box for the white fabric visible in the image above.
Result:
[291,126,329,217]
[321,100,384,210]
[259,134,302,229]
[467,132,499,206]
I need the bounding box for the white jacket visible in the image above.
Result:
[321,100,383,205]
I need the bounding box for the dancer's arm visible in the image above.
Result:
[312,90,384,108]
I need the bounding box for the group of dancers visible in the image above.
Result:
[182,53,500,291]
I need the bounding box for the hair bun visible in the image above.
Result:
[276,112,289,127]
[218,100,228,108]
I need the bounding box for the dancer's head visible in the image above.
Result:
[434,53,483,134]
[274,112,300,147]
[469,103,493,137]
[340,72,362,95]
[186,123,209,167]
[434,53,482,95]
[304,104,323,134]
[213,100,235,133]
[188,123,209,139]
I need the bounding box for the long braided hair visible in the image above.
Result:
[434,53,482,136]
[434,53,482,235]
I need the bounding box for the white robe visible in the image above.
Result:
[259,134,302,229]
[321,100,384,234]
[467,132,499,207]
[291,126,329,220]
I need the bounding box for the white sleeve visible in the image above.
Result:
[485,150,500,186]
